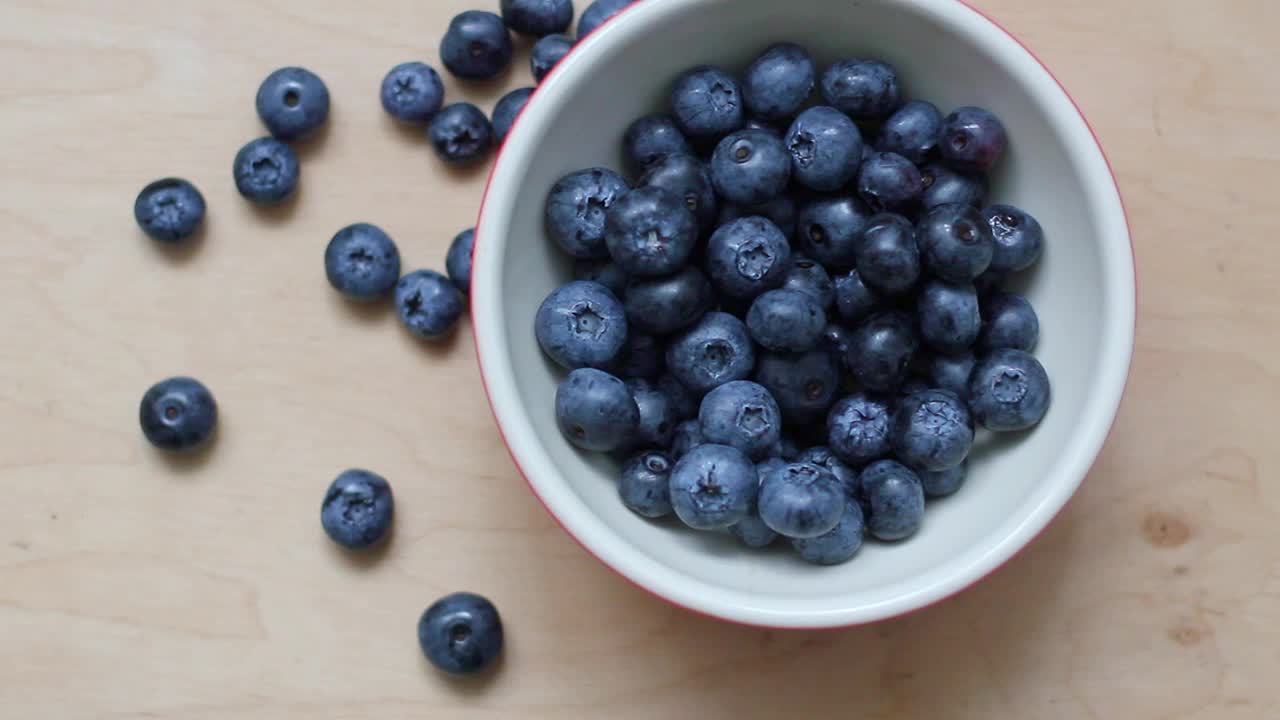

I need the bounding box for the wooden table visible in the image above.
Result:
[2,1,1276,717]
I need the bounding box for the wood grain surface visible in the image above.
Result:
[1,1,1277,717]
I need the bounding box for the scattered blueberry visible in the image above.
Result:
[877,100,942,163]
[619,451,674,517]
[858,459,924,541]
[698,380,781,459]
[826,393,892,465]
[535,280,627,369]
[921,163,987,209]
[717,193,797,239]
[604,186,698,276]
[967,349,1051,431]
[440,10,513,80]
[710,129,791,206]
[758,462,845,539]
[501,0,573,36]
[321,469,394,550]
[428,103,494,164]
[916,203,994,283]
[668,443,757,530]
[531,33,574,83]
[857,151,923,213]
[395,270,465,340]
[639,153,717,230]
[705,216,791,300]
[917,279,980,354]
[665,312,755,394]
[134,178,206,243]
[555,367,639,451]
[979,291,1039,352]
[746,288,826,353]
[941,106,1007,173]
[255,67,330,141]
[545,167,630,259]
[846,311,918,392]
[577,0,632,39]
[779,256,834,309]
[609,332,665,379]
[233,137,299,205]
[792,500,864,564]
[572,258,628,296]
[418,592,503,675]
[623,115,693,174]
[797,195,871,269]
[669,418,704,459]
[670,65,744,141]
[928,351,975,400]
[139,376,218,452]
[380,62,445,123]
[833,267,881,324]
[891,389,973,471]
[983,204,1044,274]
[445,228,474,294]
[820,59,899,122]
[325,223,402,301]
[628,378,677,449]
[784,106,863,192]
[491,87,534,143]
[919,460,967,498]
[623,265,714,335]
[742,43,815,122]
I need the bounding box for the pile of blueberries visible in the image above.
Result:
[536,42,1050,565]
[132,0,642,679]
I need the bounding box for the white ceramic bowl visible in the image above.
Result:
[472,0,1134,628]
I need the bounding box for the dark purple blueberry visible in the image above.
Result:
[555,367,639,451]
[445,228,474,294]
[928,351,976,400]
[325,223,402,301]
[857,151,923,213]
[531,33,574,83]
[792,500,864,564]
[846,311,918,392]
[233,137,299,204]
[321,469,394,550]
[826,393,892,465]
[710,129,791,206]
[916,203,994,283]
[833,268,881,324]
[921,163,987,209]
[979,291,1039,352]
[967,349,1051,431]
[858,459,924,540]
[746,288,826,353]
[428,102,494,164]
[534,280,627,369]
[610,332,665,379]
[395,270,465,340]
[941,106,1007,172]
[855,213,920,295]
[572,258,628,296]
[622,265,713,336]
[779,256,834,309]
[619,451,674,518]
[418,592,503,675]
[797,195,872,270]
[491,86,534,143]
[754,350,840,425]
[669,418,704,459]
[820,323,852,361]
[705,216,791,300]
[669,443,757,529]
[255,67,330,141]
[501,0,573,36]
[983,204,1044,274]
[819,59,899,122]
[717,193,797,239]
[657,373,698,420]
[784,106,863,192]
[440,10,513,80]
[639,153,717,230]
[665,312,755,394]
[917,279,981,354]
[670,65,745,141]
[920,460,967,498]
[134,178,205,243]
[877,100,943,163]
[891,389,973,471]
[545,167,630,259]
[623,115,693,173]
[742,42,815,122]
[139,377,217,452]
[380,62,444,123]
[758,462,845,539]
[627,378,677,449]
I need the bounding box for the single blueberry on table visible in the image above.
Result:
[445,228,474,294]
[747,288,826,353]
[604,186,698,277]
[833,268,881,325]
[395,270,464,340]
[321,469,394,550]
[921,163,987,210]
[665,312,756,395]
[729,493,780,549]
[139,376,217,452]
[623,265,713,336]
[608,332,665,380]
[784,106,863,192]
[623,115,693,174]
[698,380,782,459]
[983,204,1044,274]
[380,62,444,124]
[967,348,1051,431]
[668,443,758,530]
[325,223,402,301]
[545,167,630,259]
[856,213,920,295]
[531,33,574,83]
[428,103,494,164]
[826,393,892,466]
[491,87,534,143]
[797,195,871,270]
[440,10,513,80]
[669,418,704,459]
[919,460,967,498]
[255,67,330,141]
[555,367,639,451]
[916,203,995,283]
[705,216,791,300]
[758,462,845,539]
[979,291,1039,352]
[857,151,923,214]
[717,193,797,240]
[233,137,299,205]
[858,459,925,541]
[742,42,815,122]
[501,0,573,36]
[928,351,976,400]
[627,378,677,449]
[535,280,627,369]
[917,279,981,354]
[820,58,900,122]
[891,389,974,471]
[796,446,859,498]
[846,311,919,392]
[657,373,698,421]
[418,592,503,676]
[577,0,631,39]
[877,100,943,164]
[792,500,864,565]
[779,256,834,309]
[572,258,628,297]
[710,129,791,206]
[619,451,674,518]
[669,65,745,141]
[941,106,1007,173]
[639,153,717,230]
[134,178,205,243]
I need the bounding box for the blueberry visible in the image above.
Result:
[974,268,1003,297]
[418,592,503,675]
[428,103,494,164]
[777,437,801,460]
[535,280,627,369]
[639,154,717,230]
[877,100,942,164]
[967,349,1051,431]
[920,163,987,209]
[795,446,859,497]
[697,380,781,459]
[320,469,394,550]
[657,373,698,420]
[609,332,664,379]
[491,87,534,143]
[134,178,205,243]
[717,193,797,239]
[325,223,402,301]
[983,204,1044,274]
[743,117,783,135]
[928,351,975,400]
[139,376,217,452]
[784,106,863,192]
[797,195,871,269]
[746,288,826,353]
[820,323,852,361]
[846,311,918,392]
[530,33,574,85]
[919,460,967,498]
[758,462,845,539]
[445,228,474,294]
[555,367,639,451]
[669,65,745,141]
[710,129,791,206]
[826,393,891,465]
[623,115,693,174]
[705,216,791,300]
[619,451,674,517]
[857,151,923,213]
[233,137,299,204]
[572,258,628,296]
[833,268,881,324]
[891,389,973,471]
[916,203,994,283]
[628,378,677,449]
[668,443,757,529]
[604,186,698,276]
[792,500,864,564]
[440,10,513,80]
[545,167,630,259]
[742,43,815,122]
[858,459,924,541]
[395,270,465,340]
[501,0,573,36]
[729,494,779,548]
[380,62,444,123]
[669,418,704,459]
[917,279,980,354]
[577,0,632,39]
[979,291,1039,352]
[623,265,713,335]
[255,67,329,141]
[665,312,755,394]
[779,256,834,309]
[855,214,920,295]
[819,59,899,122]
[941,106,1007,172]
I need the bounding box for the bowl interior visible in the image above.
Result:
[474,0,1133,627]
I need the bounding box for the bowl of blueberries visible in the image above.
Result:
[472,0,1134,628]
